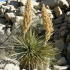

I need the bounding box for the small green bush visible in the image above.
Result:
[11,27,58,70]
[34,5,40,10]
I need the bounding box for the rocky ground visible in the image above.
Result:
[0,0,70,70]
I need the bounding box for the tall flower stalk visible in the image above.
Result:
[22,0,32,69]
[22,0,32,37]
[41,4,54,42]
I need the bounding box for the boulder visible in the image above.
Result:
[13,65,20,70]
[53,35,59,40]
[4,64,15,70]
[56,57,67,65]
[5,12,15,22]
[9,0,20,8]
[60,30,68,37]
[54,14,65,25]
[31,0,39,8]
[54,28,59,35]
[33,69,38,70]
[62,22,68,26]
[59,25,68,32]
[64,12,70,22]
[55,38,65,52]
[12,22,21,29]
[18,6,25,16]
[20,0,26,6]
[32,11,38,19]
[54,19,62,25]
[0,9,4,15]
[35,12,41,18]
[0,18,6,24]
[0,24,5,35]
[6,0,10,5]
[37,0,69,10]
[67,0,70,5]
[67,17,70,23]
[64,11,70,23]
[54,24,62,28]
[22,69,26,70]
[68,23,70,29]
[11,16,23,23]
[58,0,69,10]
[8,5,16,12]
[31,7,37,13]
[0,18,6,34]
[18,6,36,17]
[64,17,69,22]
[53,65,69,70]
[66,35,70,43]
[6,28,11,36]
[46,68,51,70]
[54,6,62,17]
[3,57,20,65]
[46,6,54,19]
[65,11,70,17]
[66,46,70,64]
[1,5,10,12]
[15,16,23,22]
[0,14,5,18]
[0,63,6,69]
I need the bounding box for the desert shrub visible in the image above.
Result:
[8,1,59,70]
[34,5,40,10]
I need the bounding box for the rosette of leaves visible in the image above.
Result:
[11,28,57,70]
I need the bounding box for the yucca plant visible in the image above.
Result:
[10,1,58,70]
[11,27,56,70]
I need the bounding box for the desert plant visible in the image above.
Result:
[11,28,56,70]
[34,5,40,10]
[10,1,58,70]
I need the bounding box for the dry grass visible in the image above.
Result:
[22,0,32,35]
[41,4,54,42]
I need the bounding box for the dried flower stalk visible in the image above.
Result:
[22,0,32,35]
[41,4,54,42]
